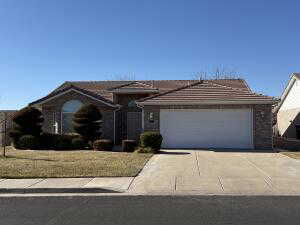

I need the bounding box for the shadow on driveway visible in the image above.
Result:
[160,148,276,153]
[0,188,122,194]
[158,151,191,155]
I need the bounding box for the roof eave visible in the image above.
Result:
[137,99,279,106]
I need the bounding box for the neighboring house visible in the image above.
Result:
[275,73,300,139]
[0,110,17,147]
[29,79,278,149]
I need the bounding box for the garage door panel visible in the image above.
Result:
[160,109,253,149]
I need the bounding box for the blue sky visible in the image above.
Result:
[0,0,299,109]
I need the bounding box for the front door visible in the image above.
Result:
[127,112,142,141]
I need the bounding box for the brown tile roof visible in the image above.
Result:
[107,81,158,91]
[50,79,250,102]
[31,79,276,106]
[137,81,278,105]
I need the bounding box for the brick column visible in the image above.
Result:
[253,105,273,149]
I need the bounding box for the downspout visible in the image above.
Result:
[136,103,144,131]
[113,105,122,145]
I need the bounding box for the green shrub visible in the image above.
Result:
[54,135,73,150]
[18,135,40,150]
[73,104,102,142]
[93,139,113,151]
[122,140,136,152]
[72,137,87,149]
[39,132,58,149]
[9,107,44,146]
[10,107,44,136]
[134,147,155,154]
[39,133,82,150]
[9,128,23,148]
[140,132,163,152]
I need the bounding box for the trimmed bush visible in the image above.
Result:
[54,135,73,150]
[11,107,44,136]
[9,107,44,146]
[93,139,113,151]
[140,132,163,152]
[134,147,155,154]
[73,104,102,142]
[72,137,87,149]
[122,140,136,152]
[18,135,40,150]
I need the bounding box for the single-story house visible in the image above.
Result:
[275,73,300,139]
[29,79,278,149]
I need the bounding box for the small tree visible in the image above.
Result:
[9,107,44,146]
[73,104,102,142]
[192,66,242,80]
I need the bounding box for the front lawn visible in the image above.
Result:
[0,147,152,178]
[281,151,300,160]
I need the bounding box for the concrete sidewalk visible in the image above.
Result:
[0,177,134,194]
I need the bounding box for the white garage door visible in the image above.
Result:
[160,109,253,149]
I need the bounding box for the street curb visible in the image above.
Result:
[0,188,123,194]
[1,193,300,198]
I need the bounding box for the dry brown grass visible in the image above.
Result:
[281,151,300,160]
[0,147,152,178]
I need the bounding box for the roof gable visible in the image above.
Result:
[29,85,118,107]
[275,73,300,112]
[107,81,158,93]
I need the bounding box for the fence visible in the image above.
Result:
[274,137,300,151]
[0,111,16,147]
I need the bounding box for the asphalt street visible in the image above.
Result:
[0,195,300,225]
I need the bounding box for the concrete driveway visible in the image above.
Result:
[129,150,300,195]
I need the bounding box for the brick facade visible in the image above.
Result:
[143,107,160,131]
[37,89,274,149]
[253,104,273,149]
[39,90,116,141]
[274,137,300,151]
[39,90,148,144]
[143,104,274,149]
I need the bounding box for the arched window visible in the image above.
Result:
[128,100,136,108]
[61,100,83,133]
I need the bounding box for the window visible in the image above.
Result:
[128,100,136,108]
[61,100,83,133]
[149,112,155,123]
